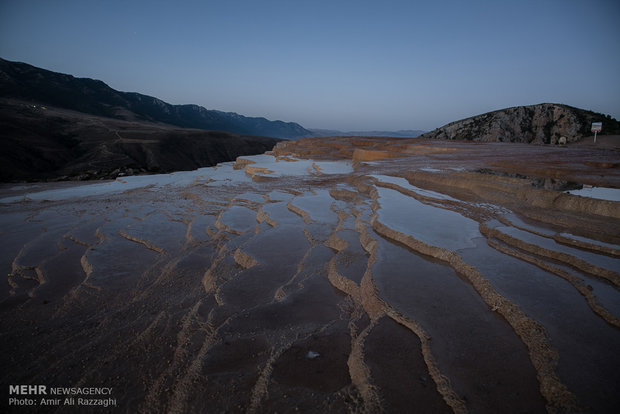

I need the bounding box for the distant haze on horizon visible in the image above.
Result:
[1,0,619,132]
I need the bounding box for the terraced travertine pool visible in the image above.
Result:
[1,138,619,413]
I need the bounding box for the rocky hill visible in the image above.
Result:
[419,103,620,144]
[0,58,311,139]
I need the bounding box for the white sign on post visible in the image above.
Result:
[591,122,602,143]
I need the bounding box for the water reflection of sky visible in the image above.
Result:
[566,187,620,202]
[0,163,245,203]
[0,155,353,203]
[375,186,479,251]
[238,155,353,178]
[370,175,458,201]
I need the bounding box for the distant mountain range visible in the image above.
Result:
[4,58,615,182]
[309,129,425,138]
[0,58,291,181]
[0,58,311,139]
[419,103,620,144]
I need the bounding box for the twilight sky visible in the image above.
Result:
[1,0,619,131]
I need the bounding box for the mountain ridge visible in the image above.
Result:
[0,58,312,139]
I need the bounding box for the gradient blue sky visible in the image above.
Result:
[1,0,619,131]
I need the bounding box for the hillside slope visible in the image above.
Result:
[419,103,620,144]
[0,99,281,182]
[0,58,311,139]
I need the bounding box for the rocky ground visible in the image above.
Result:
[1,137,619,413]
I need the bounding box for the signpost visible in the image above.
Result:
[591,122,602,143]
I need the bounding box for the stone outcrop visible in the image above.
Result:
[420,103,620,144]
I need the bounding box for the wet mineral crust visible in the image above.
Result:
[1,137,619,413]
